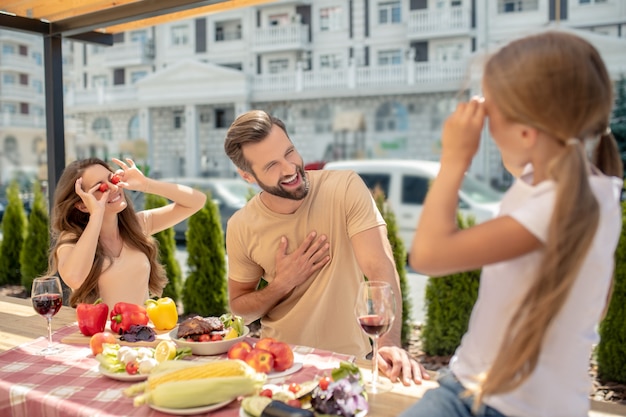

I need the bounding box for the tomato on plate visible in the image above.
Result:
[125,361,139,375]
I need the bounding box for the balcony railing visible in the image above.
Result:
[0,112,46,129]
[407,7,471,37]
[252,24,310,52]
[67,85,139,107]
[102,41,154,67]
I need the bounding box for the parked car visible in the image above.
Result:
[323,159,504,253]
[148,177,257,243]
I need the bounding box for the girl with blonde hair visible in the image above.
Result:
[48,157,206,309]
[402,31,623,417]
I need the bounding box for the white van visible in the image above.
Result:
[323,159,503,252]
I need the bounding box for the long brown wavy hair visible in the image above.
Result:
[474,31,623,404]
[47,158,166,307]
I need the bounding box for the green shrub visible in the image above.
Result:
[597,200,626,383]
[0,181,27,285]
[20,182,49,295]
[182,192,228,316]
[144,193,182,304]
[422,213,480,356]
[372,188,412,347]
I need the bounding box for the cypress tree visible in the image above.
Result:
[20,181,49,295]
[144,193,182,304]
[372,187,412,347]
[0,181,27,285]
[597,200,626,382]
[182,192,228,316]
[422,213,480,356]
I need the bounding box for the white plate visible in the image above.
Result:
[98,365,148,382]
[266,362,303,380]
[169,325,251,356]
[150,399,233,415]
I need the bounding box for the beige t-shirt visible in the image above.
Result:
[226,170,385,358]
[58,212,152,310]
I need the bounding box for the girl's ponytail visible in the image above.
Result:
[593,128,623,178]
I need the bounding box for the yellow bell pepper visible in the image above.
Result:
[145,297,178,330]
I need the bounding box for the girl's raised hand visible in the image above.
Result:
[111,158,147,192]
[440,96,485,167]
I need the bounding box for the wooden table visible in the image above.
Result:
[0,294,437,417]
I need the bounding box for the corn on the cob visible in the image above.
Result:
[145,359,253,391]
[133,374,266,408]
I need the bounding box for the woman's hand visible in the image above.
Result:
[74,177,107,216]
[111,157,148,192]
[378,345,430,386]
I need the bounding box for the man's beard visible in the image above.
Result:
[253,165,310,201]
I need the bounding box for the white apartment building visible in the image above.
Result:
[1,0,626,189]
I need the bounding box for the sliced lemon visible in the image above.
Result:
[154,340,177,363]
[223,327,239,340]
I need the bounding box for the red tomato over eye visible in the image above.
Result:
[98,183,109,193]
[288,382,301,394]
[319,376,331,390]
[111,174,121,184]
[125,361,139,375]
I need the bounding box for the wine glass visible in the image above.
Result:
[354,280,396,394]
[31,276,64,355]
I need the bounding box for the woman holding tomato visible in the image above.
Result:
[47,157,206,309]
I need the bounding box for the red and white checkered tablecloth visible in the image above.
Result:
[0,325,354,417]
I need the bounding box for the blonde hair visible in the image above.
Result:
[48,158,167,307]
[475,31,622,404]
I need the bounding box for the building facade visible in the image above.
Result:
[2,0,626,188]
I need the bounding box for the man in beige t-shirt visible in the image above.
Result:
[224,110,428,387]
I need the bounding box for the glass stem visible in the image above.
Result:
[46,317,53,348]
[371,337,379,392]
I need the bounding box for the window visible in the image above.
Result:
[378,50,402,66]
[128,115,140,139]
[131,71,147,83]
[268,13,289,26]
[215,108,234,128]
[579,0,607,3]
[320,7,343,31]
[92,75,108,88]
[314,106,332,133]
[113,33,125,43]
[174,111,185,129]
[435,43,464,62]
[32,51,42,66]
[320,54,342,69]
[20,102,28,115]
[358,174,391,198]
[18,45,27,56]
[92,117,112,141]
[3,74,15,85]
[113,68,125,86]
[268,59,289,74]
[171,25,189,45]
[32,79,43,94]
[130,30,148,44]
[402,176,429,205]
[375,102,408,132]
[497,0,539,13]
[19,73,28,85]
[2,44,15,55]
[378,1,401,24]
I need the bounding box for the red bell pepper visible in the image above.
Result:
[76,298,109,336]
[110,302,149,334]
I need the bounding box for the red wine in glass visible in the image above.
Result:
[32,294,62,317]
[358,315,392,337]
[354,281,396,394]
[31,276,64,355]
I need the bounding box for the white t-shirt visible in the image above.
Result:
[450,168,622,417]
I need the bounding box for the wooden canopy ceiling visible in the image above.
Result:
[1,0,276,42]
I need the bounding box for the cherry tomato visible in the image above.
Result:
[259,388,273,398]
[210,333,224,341]
[288,382,301,394]
[125,361,139,375]
[198,334,211,342]
[110,174,121,184]
[98,183,109,193]
[286,399,301,408]
[319,376,332,390]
